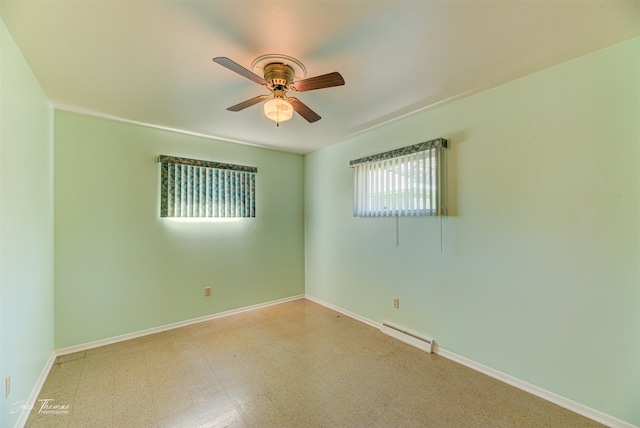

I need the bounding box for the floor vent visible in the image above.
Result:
[381,322,433,353]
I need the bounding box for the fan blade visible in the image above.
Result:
[227,95,270,112]
[290,72,345,92]
[213,57,267,85]
[288,98,321,123]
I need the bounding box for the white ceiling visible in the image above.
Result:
[1,1,638,154]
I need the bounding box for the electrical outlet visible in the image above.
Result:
[393,298,399,309]
[205,287,211,297]
[5,375,10,398]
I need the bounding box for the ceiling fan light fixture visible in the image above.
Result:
[213,55,344,125]
[263,97,293,124]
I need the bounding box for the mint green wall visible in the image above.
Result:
[3,12,638,425]
[305,38,640,425]
[54,112,305,348]
[0,19,55,428]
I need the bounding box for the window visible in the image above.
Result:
[350,138,447,217]
[159,155,256,218]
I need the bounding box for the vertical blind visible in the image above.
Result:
[350,138,447,217]
[159,155,257,218]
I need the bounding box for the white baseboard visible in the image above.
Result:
[14,351,56,428]
[23,294,636,428]
[305,294,638,428]
[17,295,302,427]
[433,347,637,428]
[55,294,304,356]
[304,294,381,330]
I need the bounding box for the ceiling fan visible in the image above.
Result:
[213,55,345,125]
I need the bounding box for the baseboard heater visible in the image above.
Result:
[381,322,434,353]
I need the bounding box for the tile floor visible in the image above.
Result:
[25,299,603,427]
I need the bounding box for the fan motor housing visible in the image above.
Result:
[264,63,295,88]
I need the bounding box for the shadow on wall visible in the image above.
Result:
[443,129,467,218]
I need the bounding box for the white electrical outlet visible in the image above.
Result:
[393,298,399,309]
[5,375,10,398]
[205,287,211,297]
